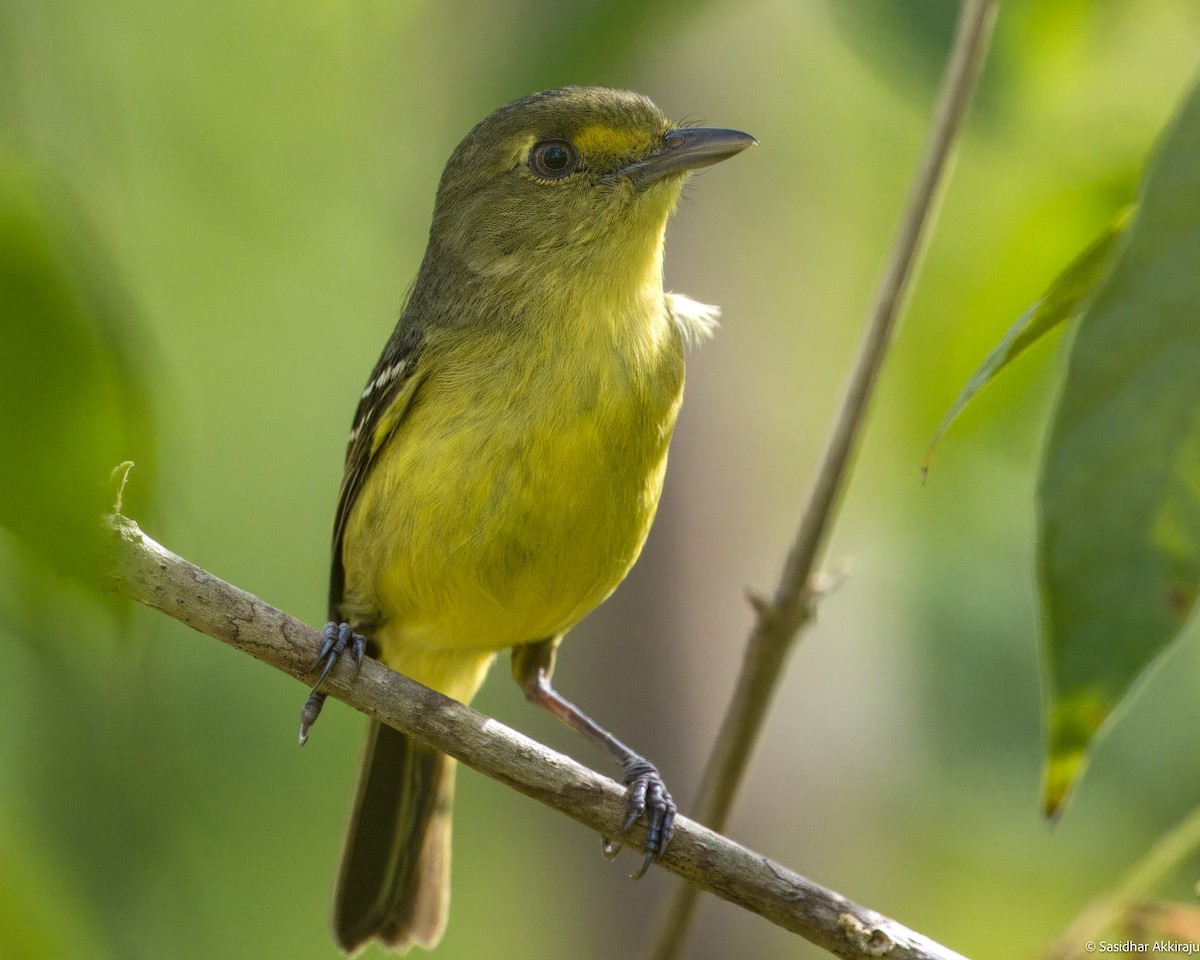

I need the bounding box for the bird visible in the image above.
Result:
[305,85,754,954]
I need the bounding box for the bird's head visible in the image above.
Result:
[423,86,755,298]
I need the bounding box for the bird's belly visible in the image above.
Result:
[341,374,680,674]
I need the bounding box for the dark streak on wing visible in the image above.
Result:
[328,318,426,621]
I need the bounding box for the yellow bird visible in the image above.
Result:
[308,85,753,954]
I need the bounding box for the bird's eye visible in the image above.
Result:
[528,139,579,179]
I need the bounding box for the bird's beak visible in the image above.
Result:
[621,128,757,186]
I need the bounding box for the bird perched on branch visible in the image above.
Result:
[305,85,754,954]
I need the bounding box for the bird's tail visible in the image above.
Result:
[333,720,454,955]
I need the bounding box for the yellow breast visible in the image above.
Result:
[339,293,685,692]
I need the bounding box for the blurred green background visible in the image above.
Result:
[3,1,1200,958]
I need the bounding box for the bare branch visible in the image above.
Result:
[102,513,970,960]
[648,2,1002,957]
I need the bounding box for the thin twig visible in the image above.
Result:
[646,3,1001,958]
[1040,805,1200,960]
[102,512,970,960]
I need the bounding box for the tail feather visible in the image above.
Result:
[333,721,455,955]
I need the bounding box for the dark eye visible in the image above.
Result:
[528,139,579,179]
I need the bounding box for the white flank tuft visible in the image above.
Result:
[665,292,721,348]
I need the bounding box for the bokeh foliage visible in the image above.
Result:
[3,1,1200,959]
[1038,74,1200,815]
[928,67,1200,817]
[0,159,154,592]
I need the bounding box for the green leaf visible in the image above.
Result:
[922,208,1131,479]
[1038,74,1200,816]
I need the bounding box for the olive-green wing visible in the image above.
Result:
[328,321,426,620]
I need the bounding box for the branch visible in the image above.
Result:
[102,512,970,960]
[648,3,1001,956]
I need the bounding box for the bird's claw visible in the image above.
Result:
[298,621,366,745]
[314,621,366,685]
[603,757,676,879]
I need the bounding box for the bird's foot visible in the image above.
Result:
[298,621,366,745]
[602,757,677,879]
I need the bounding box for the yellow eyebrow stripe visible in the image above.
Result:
[572,122,656,157]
